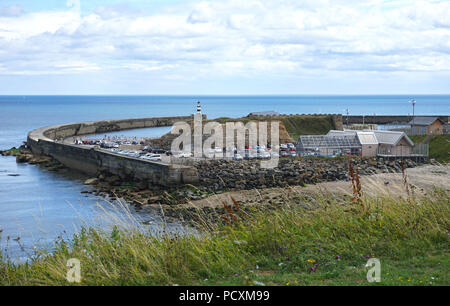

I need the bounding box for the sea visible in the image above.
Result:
[0,95,449,260]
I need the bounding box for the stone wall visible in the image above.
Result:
[347,115,449,125]
[27,116,200,186]
[38,116,195,141]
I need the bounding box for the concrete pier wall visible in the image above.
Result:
[346,115,449,125]
[27,116,199,186]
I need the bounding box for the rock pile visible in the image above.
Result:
[1,145,64,170]
[194,158,419,193]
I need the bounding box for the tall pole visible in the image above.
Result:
[409,99,416,134]
[345,108,349,127]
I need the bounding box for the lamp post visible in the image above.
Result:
[345,108,349,127]
[409,99,416,135]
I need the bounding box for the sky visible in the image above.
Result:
[0,0,449,95]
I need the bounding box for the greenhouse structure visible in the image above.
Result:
[296,129,427,160]
[296,134,361,157]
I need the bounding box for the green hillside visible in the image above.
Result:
[410,134,450,163]
[213,115,339,141]
[276,115,337,140]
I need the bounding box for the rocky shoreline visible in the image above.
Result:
[193,158,419,192]
[1,145,68,173]
[1,145,427,225]
[3,146,423,197]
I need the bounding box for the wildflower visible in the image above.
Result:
[336,255,341,260]
[234,240,247,245]
[311,267,315,272]
[234,273,239,277]
[314,264,319,267]
[307,259,316,263]
[253,281,265,286]
[278,262,285,267]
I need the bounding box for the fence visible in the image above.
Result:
[376,143,429,161]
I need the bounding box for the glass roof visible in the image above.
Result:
[297,135,361,149]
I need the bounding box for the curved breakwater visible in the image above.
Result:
[26,116,199,186]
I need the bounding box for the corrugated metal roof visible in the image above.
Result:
[327,130,414,146]
[297,135,360,148]
[357,132,378,145]
[408,117,442,126]
[371,130,414,146]
[327,130,356,136]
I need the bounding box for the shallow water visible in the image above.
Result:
[0,154,187,262]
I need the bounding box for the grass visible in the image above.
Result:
[212,115,338,140]
[1,178,448,286]
[275,115,337,139]
[0,147,21,156]
[410,134,450,163]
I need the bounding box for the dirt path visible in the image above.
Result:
[174,165,450,209]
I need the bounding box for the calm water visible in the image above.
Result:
[1,95,449,260]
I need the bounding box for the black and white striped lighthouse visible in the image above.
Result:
[197,101,201,114]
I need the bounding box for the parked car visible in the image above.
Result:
[244,150,256,160]
[148,154,162,161]
[178,152,193,158]
[127,151,140,158]
[261,152,271,159]
[233,154,243,161]
[281,151,289,157]
[153,148,166,154]
[270,152,280,158]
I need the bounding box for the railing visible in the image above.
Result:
[376,143,429,157]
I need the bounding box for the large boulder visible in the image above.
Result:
[84,178,99,185]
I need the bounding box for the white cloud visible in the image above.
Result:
[0,0,449,81]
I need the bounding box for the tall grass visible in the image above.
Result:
[1,167,449,286]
